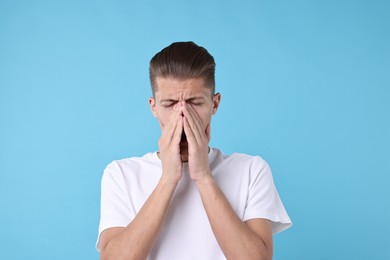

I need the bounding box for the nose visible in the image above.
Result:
[178,101,184,116]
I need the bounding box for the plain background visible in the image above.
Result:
[1,0,389,259]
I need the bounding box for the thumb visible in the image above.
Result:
[205,124,211,141]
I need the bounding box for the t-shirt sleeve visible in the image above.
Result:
[96,161,134,251]
[243,157,292,234]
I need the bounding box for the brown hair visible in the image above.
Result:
[149,41,215,95]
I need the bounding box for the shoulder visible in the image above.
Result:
[102,152,160,179]
[211,148,271,182]
[214,148,269,170]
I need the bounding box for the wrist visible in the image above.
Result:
[193,172,214,187]
[160,174,181,187]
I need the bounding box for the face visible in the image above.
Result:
[149,77,221,160]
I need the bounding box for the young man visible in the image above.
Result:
[97,42,292,260]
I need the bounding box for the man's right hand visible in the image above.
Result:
[100,104,184,259]
[158,104,184,184]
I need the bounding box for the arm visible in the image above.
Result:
[182,101,273,259]
[195,176,273,260]
[99,178,178,260]
[100,105,184,260]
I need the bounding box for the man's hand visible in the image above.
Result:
[182,101,212,181]
[100,105,184,259]
[158,104,184,184]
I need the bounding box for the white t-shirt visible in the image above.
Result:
[97,148,292,259]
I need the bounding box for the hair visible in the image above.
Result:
[149,41,215,96]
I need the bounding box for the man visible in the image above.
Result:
[96,41,292,260]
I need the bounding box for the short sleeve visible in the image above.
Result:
[96,161,134,251]
[243,157,292,234]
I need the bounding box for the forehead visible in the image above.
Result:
[154,77,212,100]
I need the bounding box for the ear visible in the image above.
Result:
[212,93,221,115]
[148,97,158,118]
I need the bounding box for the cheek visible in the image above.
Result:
[158,116,169,128]
[156,109,174,128]
[196,109,213,127]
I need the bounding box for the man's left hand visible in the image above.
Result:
[182,101,212,181]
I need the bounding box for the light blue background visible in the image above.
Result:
[1,0,389,259]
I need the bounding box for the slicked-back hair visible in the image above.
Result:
[149,41,215,96]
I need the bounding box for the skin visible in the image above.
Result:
[99,77,273,260]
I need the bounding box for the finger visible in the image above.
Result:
[205,124,211,141]
[186,102,203,124]
[162,105,182,143]
[188,104,205,141]
[183,102,203,143]
[183,115,196,146]
[172,115,183,146]
[186,103,204,135]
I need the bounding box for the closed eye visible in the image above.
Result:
[190,102,203,106]
[161,102,177,108]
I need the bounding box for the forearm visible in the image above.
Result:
[195,175,271,260]
[102,177,178,260]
